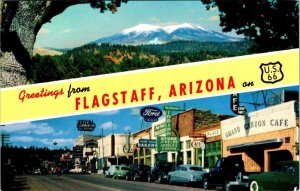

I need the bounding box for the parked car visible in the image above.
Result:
[105,165,118,178]
[148,161,175,184]
[168,164,206,186]
[101,166,109,175]
[113,165,132,180]
[202,156,252,191]
[33,168,41,175]
[129,164,151,181]
[249,161,299,191]
[69,164,86,174]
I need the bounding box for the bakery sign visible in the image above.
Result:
[221,101,297,140]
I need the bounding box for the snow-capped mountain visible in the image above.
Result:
[92,23,242,45]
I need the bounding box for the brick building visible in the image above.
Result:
[149,108,230,167]
[221,100,299,172]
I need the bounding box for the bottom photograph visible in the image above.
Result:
[1,86,299,191]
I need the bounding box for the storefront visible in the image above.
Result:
[194,123,223,169]
[221,101,299,172]
[132,127,152,166]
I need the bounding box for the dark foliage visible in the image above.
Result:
[29,41,250,83]
[201,0,299,52]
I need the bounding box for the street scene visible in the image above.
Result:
[2,87,299,191]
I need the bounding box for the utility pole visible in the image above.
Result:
[102,128,105,168]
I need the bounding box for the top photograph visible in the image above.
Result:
[1,0,299,88]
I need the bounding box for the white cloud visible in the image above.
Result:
[11,136,74,146]
[1,122,54,135]
[11,136,35,142]
[63,28,74,33]
[39,28,50,34]
[124,126,131,132]
[53,128,71,136]
[130,108,140,116]
[100,121,118,130]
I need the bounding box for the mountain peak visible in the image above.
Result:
[92,23,242,45]
[121,24,161,34]
[163,23,198,33]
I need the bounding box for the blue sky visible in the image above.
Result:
[1,86,298,149]
[34,1,239,48]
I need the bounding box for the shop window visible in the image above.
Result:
[145,149,151,156]
[186,140,191,149]
[134,149,138,157]
[187,151,191,164]
[285,137,290,143]
[180,141,184,150]
[172,153,176,163]
[139,149,143,158]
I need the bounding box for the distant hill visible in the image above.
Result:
[91,23,243,45]
[30,41,251,83]
[139,41,251,54]
[33,48,63,56]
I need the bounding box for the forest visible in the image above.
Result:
[1,145,71,174]
[30,41,251,83]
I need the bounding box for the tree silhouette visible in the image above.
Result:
[201,0,299,52]
[1,0,127,87]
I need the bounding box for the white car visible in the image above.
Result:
[168,164,206,186]
[105,165,118,178]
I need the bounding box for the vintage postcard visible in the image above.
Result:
[0,1,299,191]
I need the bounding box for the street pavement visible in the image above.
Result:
[5,174,218,191]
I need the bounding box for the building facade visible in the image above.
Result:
[132,127,152,166]
[194,122,222,169]
[97,134,132,171]
[221,100,299,172]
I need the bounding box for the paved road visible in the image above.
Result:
[6,174,218,191]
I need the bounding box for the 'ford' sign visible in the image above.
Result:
[140,107,162,122]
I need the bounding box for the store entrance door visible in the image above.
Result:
[268,150,293,171]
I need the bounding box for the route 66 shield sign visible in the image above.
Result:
[260,61,284,84]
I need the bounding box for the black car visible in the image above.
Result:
[148,161,175,184]
[129,164,151,181]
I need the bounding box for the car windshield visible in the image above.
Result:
[121,167,130,171]
[161,163,175,171]
[189,167,203,171]
[139,166,150,171]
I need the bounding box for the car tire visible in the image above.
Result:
[157,175,163,184]
[250,180,262,191]
[224,181,231,191]
[133,174,138,181]
[147,175,151,183]
[125,174,130,181]
[168,176,172,185]
[203,178,210,190]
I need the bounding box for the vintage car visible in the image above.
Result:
[148,161,175,183]
[168,164,206,186]
[113,165,132,180]
[249,161,299,191]
[104,165,118,178]
[129,164,151,181]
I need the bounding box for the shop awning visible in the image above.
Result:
[227,138,283,150]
